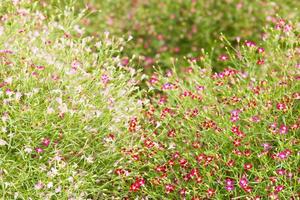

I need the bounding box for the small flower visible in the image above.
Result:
[225,178,235,186]
[34,181,44,190]
[257,47,265,53]
[55,186,62,193]
[207,188,215,197]
[256,59,265,65]
[276,168,286,175]
[42,138,50,147]
[47,182,53,189]
[36,65,45,70]
[251,115,261,123]
[244,163,253,170]
[225,185,235,191]
[245,40,256,47]
[35,147,43,153]
[179,188,187,196]
[274,185,284,193]
[0,138,7,146]
[129,177,145,192]
[165,184,175,193]
[219,54,229,61]
[276,103,286,111]
[101,74,110,85]
[239,177,249,188]
[279,125,288,134]
[24,147,33,153]
[277,149,291,160]
[168,129,176,137]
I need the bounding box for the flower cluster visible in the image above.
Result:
[1,1,299,199]
[109,19,300,199]
[0,1,141,199]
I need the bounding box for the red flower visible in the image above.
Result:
[168,129,176,137]
[130,177,145,192]
[256,59,265,65]
[274,185,284,193]
[276,103,286,111]
[165,184,175,193]
[207,188,215,197]
[244,163,253,170]
[179,188,187,196]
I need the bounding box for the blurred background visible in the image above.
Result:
[40,0,300,72]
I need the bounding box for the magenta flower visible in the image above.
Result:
[239,177,249,188]
[41,138,50,147]
[35,147,43,153]
[279,125,288,134]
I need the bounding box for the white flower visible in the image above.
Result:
[55,186,62,193]
[128,35,133,41]
[58,103,68,113]
[34,181,44,190]
[1,127,7,133]
[168,143,176,150]
[47,107,55,114]
[24,147,32,153]
[95,41,102,48]
[53,155,62,161]
[47,182,53,189]
[5,77,13,84]
[15,92,22,101]
[67,176,74,183]
[86,155,94,163]
[0,26,4,36]
[0,139,7,146]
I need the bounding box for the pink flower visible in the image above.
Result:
[245,40,256,47]
[71,60,81,68]
[257,47,265,53]
[276,168,286,175]
[36,65,45,70]
[34,181,44,190]
[42,138,50,147]
[35,147,43,153]
[121,57,129,66]
[279,125,288,134]
[239,177,249,188]
[276,103,286,110]
[219,54,229,61]
[101,74,109,85]
[165,184,175,193]
[179,188,187,196]
[251,116,260,123]
[196,85,205,91]
[277,149,291,160]
[225,185,235,191]
[225,178,235,186]
[274,185,284,193]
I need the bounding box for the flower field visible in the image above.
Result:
[0,0,299,199]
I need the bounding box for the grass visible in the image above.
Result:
[0,0,299,199]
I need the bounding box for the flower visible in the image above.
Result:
[244,163,253,170]
[0,138,7,146]
[276,103,286,111]
[35,147,43,153]
[165,184,175,193]
[42,138,50,147]
[279,125,288,134]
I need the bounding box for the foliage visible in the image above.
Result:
[0,1,141,199]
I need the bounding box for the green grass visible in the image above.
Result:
[0,0,299,199]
